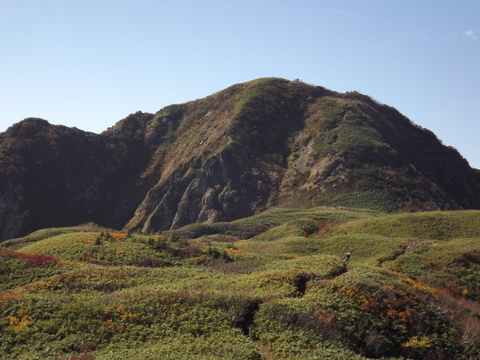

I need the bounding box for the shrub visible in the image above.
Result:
[1,249,58,268]
[2,208,480,359]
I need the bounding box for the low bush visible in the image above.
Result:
[2,208,480,359]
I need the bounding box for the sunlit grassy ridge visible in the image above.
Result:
[333,210,480,240]
[176,207,384,240]
[2,207,480,359]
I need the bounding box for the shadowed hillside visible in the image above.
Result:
[1,78,480,241]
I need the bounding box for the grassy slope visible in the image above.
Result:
[1,208,480,360]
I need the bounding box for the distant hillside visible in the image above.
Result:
[1,77,480,241]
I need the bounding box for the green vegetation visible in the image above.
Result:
[2,207,480,359]
[227,77,318,160]
[305,97,345,156]
[334,115,396,165]
[313,187,403,213]
[176,207,382,240]
[232,78,291,116]
[334,210,480,240]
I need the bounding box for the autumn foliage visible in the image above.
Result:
[0,248,58,267]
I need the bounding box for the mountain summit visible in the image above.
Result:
[1,78,480,240]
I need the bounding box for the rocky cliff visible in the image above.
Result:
[1,78,480,240]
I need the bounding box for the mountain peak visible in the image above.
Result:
[1,79,480,240]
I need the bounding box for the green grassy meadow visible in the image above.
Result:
[2,207,480,359]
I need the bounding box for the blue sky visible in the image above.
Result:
[1,0,479,168]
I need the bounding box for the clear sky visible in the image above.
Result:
[1,0,479,168]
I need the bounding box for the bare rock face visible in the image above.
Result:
[126,151,280,232]
[1,78,480,240]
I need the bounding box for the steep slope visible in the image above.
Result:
[124,78,480,233]
[124,78,331,232]
[1,78,480,240]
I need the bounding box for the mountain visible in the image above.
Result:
[1,77,480,241]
